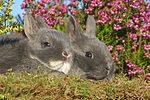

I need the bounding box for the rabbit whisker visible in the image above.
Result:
[29,54,50,68]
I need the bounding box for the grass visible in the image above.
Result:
[0,68,150,100]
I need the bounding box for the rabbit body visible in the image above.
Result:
[66,15,115,81]
[0,13,71,77]
[0,13,115,81]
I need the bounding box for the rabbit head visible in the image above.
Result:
[66,15,115,81]
[24,12,72,75]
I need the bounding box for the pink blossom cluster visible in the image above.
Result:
[70,10,77,16]
[132,43,138,50]
[147,66,150,70]
[113,24,122,31]
[90,0,103,7]
[108,46,114,51]
[116,45,125,52]
[96,11,109,24]
[139,9,150,38]
[143,45,150,51]
[129,33,138,41]
[143,51,150,59]
[146,73,150,80]
[130,2,140,9]
[113,51,119,61]
[132,49,138,55]
[127,62,136,69]
[85,0,103,14]
[21,0,69,29]
[113,17,122,23]
[127,62,143,75]
[107,0,123,15]
[127,68,143,75]
[122,39,125,43]
[72,1,79,7]
[85,7,94,14]
[134,25,139,31]
[112,45,125,64]
[127,20,134,28]
[133,17,140,24]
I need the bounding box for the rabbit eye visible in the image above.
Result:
[85,52,93,58]
[43,42,50,47]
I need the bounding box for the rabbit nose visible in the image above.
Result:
[62,51,71,58]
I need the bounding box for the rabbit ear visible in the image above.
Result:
[85,16,96,37]
[24,12,39,40]
[66,15,83,40]
[36,16,50,28]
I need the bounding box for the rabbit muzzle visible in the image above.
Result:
[49,51,72,74]
[29,52,72,75]
[85,63,115,81]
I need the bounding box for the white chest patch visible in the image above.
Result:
[29,55,71,75]
[59,62,71,74]
[49,60,63,67]
[49,60,71,74]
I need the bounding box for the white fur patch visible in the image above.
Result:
[30,55,71,74]
[49,61,63,67]
[49,61,71,74]
[59,62,71,74]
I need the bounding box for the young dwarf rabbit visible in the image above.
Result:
[66,15,115,81]
[0,12,72,77]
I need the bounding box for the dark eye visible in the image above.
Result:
[85,52,93,58]
[43,42,50,47]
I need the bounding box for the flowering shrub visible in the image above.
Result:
[0,0,23,35]
[16,0,150,81]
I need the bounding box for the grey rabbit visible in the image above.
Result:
[0,12,72,77]
[66,15,115,81]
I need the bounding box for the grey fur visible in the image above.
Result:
[0,12,72,77]
[0,13,115,81]
[66,15,115,81]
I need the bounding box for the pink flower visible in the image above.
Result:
[72,1,79,6]
[128,70,132,75]
[113,24,122,31]
[146,73,150,80]
[122,39,125,43]
[118,61,121,65]
[85,9,89,14]
[108,46,114,51]
[78,19,81,23]
[98,1,102,7]
[125,60,128,63]
[20,3,26,9]
[133,17,140,24]
[127,62,132,69]
[147,66,150,70]
[54,0,58,3]
[23,0,31,4]
[116,45,123,51]
[143,45,150,51]
[70,10,77,16]
[127,20,134,28]
[146,33,150,38]
[84,0,89,3]
[134,25,139,31]
[129,33,137,41]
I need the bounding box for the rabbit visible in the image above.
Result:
[0,12,72,77]
[66,15,115,81]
